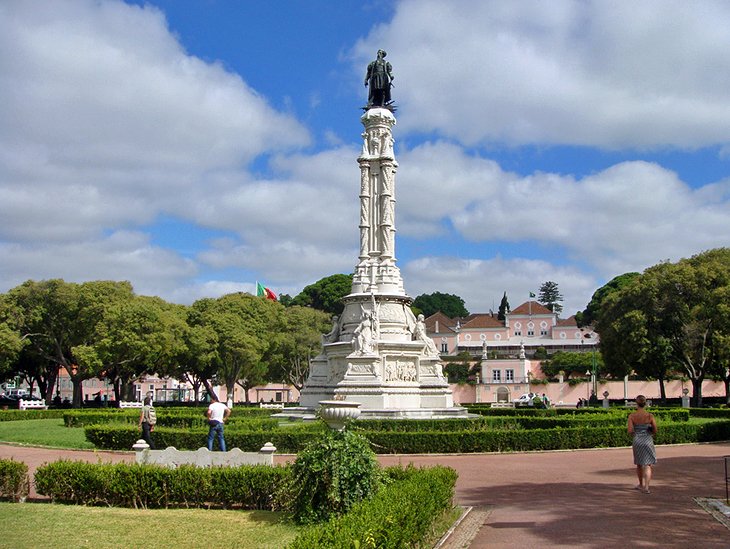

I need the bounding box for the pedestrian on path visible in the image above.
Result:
[627,394,657,493]
[206,395,230,451]
[138,396,156,449]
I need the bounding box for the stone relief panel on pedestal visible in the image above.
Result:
[384,356,418,382]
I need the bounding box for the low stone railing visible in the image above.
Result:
[119,401,143,408]
[132,441,277,468]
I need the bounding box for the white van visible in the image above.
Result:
[6,389,28,399]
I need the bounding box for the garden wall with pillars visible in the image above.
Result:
[451,379,726,406]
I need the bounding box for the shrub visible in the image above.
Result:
[289,465,458,548]
[34,459,289,509]
[283,430,384,524]
[0,459,30,502]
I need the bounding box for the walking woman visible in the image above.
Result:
[627,395,657,493]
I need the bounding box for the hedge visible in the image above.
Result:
[360,420,730,454]
[34,459,289,509]
[84,424,325,452]
[63,408,277,428]
[463,405,690,422]
[289,465,458,549]
[0,459,30,502]
[0,409,66,422]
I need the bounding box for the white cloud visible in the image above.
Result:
[0,230,196,296]
[403,256,597,316]
[353,0,730,148]
[0,0,310,246]
[397,142,730,304]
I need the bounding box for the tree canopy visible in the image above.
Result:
[538,281,563,315]
[290,274,353,315]
[265,306,331,391]
[497,292,510,321]
[581,272,640,326]
[596,248,730,405]
[412,292,469,319]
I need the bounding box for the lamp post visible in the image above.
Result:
[585,370,591,400]
[591,347,598,397]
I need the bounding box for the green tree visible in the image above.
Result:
[596,249,730,406]
[497,292,510,321]
[191,293,284,403]
[540,351,603,380]
[11,346,58,404]
[3,279,135,407]
[581,272,640,326]
[412,292,469,319]
[87,295,187,401]
[266,306,331,391]
[538,281,563,315]
[0,297,27,384]
[290,274,353,315]
[174,320,220,402]
[443,351,474,383]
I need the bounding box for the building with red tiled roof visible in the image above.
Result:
[426,300,598,359]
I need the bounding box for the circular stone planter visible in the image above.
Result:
[318,400,362,431]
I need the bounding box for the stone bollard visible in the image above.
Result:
[133,439,150,451]
[259,442,277,455]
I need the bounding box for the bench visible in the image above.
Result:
[19,399,48,410]
[132,442,277,468]
[490,402,515,409]
[259,402,285,409]
[119,401,143,408]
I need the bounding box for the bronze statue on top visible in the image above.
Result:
[364,49,394,108]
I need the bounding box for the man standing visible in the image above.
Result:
[206,395,231,452]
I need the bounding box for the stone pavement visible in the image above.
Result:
[2,442,730,547]
[379,443,730,548]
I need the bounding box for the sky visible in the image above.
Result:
[2,0,730,317]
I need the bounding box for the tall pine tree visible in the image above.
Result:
[497,291,510,321]
[538,281,564,315]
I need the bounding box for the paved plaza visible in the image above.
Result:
[2,442,729,548]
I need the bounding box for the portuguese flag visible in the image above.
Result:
[256,282,277,301]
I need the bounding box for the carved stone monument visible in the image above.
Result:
[293,57,467,418]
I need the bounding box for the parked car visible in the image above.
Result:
[513,393,540,406]
[4,389,29,400]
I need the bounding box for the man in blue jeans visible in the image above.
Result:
[206,395,231,451]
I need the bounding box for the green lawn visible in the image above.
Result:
[0,418,95,449]
[0,502,300,549]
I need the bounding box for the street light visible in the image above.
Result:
[591,347,598,397]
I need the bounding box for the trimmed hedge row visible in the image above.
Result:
[356,416,632,432]
[0,459,30,502]
[84,424,325,452]
[289,465,458,549]
[34,459,289,509]
[464,405,690,422]
[63,407,277,428]
[360,420,730,454]
[0,409,66,421]
[685,408,730,419]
